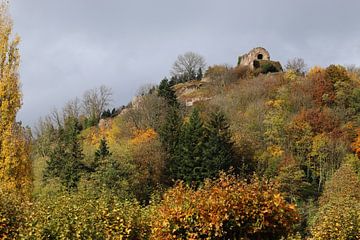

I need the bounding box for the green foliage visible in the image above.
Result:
[93,137,111,168]
[44,117,86,191]
[20,192,150,240]
[164,109,236,186]
[158,77,179,107]
[310,164,360,239]
[88,138,136,197]
[196,67,203,80]
[276,160,312,203]
[254,60,283,74]
[202,111,235,177]
[159,107,182,157]
[172,108,206,184]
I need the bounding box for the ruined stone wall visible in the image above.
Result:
[238,47,270,69]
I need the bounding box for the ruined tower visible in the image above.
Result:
[238,47,282,72]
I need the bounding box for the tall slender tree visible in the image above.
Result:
[0,3,32,195]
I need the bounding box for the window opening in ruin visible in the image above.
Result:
[257,54,263,60]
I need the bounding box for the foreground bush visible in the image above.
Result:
[150,173,299,240]
[310,164,360,239]
[0,190,26,239]
[20,191,149,239]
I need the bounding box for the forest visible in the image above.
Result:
[1,3,360,240]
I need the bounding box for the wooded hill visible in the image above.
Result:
[0,3,360,237]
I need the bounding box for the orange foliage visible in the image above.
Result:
[150,173,299,240]
[308,66,335,106]
[130,128,157,145]
[83,119,121,146]
[294,107,339,134]
[351,128,360,158]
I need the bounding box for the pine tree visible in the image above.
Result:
[159,108,181,153]
[171,108,207,185]
[44,117,85,191]
[158,77,179,107]
[93,137,112,170]
[0,4,32,195]
[202,111,234,177]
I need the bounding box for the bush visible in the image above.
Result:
[20,192,150,239]
[150,173,299,240]
[0,190,26,239]
[310,164,360,239]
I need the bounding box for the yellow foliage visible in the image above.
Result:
[82,118,121,147]
[284,69,298,81]
[150,173,299,239]
[352,128,360,158]
[267,145,284,157]
[0,3,31,196]
[265,99,285,108]
[130,128,157,145]
[307,65,325,78]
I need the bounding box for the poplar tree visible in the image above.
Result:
[0,3,31,195]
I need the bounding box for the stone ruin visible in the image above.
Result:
[238,47,282,72]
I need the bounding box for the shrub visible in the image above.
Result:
[0,190,26,239]
[20,192,150,239]
[150,173,299,240]
[310,164,360,239]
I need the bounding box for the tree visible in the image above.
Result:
[196,67,203,80]
[172,108,206,184]
[44,117,85,191]
[159,107,182,157]
[171,52,206,81]
[285,58,307,75]
[311,164,360,239]
[157,77,178,107]
[124,90,170,131]
[82,85,112,123]
[93,137,111,170]
[202,111,234,177]
[0,3,32,195]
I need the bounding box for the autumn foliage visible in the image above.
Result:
[311,164,360,239]
[150,173,299,240]
[0,3,31,195]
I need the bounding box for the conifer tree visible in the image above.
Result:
[203,111,234,177]
[158,77,179,107]
[93,137,112,170]
[159,107,182,155]
[171,108,207,184]
[44,117,85,191]
[0,3,32,195]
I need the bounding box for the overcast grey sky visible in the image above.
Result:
[8,0,360,126]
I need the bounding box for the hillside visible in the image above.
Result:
[19,58,360,239]
[2,45,360,239]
